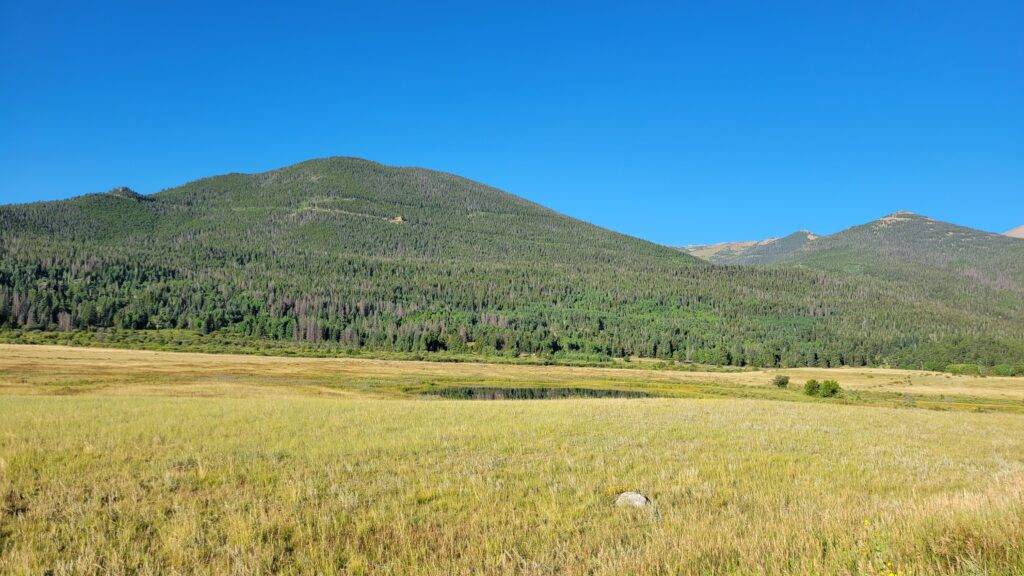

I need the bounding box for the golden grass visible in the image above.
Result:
[4,344,1024,402]
[1,344,1024,575]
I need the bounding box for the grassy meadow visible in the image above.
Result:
[2,344,1024,575]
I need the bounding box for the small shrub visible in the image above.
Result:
[772,375,790,388]
[992,364,1015,377]
[946,363,982,376]
[818,380,841,398]
[802,379,841,398]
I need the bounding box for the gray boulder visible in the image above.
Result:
[615,491,652,508]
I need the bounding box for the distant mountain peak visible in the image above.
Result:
[878,210,927,223]
[107,186,149,201]
[1006,225,1024,239]
[869,211,938,231]
[683,229,818,265]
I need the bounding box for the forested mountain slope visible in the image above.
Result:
[783,212,1024,291]
[688,212,1024,280]
[2,158,1023,368]
[687,212,1024,291]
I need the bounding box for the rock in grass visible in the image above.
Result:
[615,491,652,508]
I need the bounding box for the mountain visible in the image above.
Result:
[687,211,1024,290]
[2,158,1023,369]
[107,186,151,202]
[1007,225,1024,239]
[779,212,1024,290]
[684,231,817,265]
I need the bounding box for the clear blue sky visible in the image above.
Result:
[2,1,1021,244]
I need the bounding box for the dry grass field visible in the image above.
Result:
[3,344,1024,406]
[2,344,1024,575]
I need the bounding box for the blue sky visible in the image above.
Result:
[1,1,1021,244]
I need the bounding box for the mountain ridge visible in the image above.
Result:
[685,211,1024,283]
[683,231,818,266]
